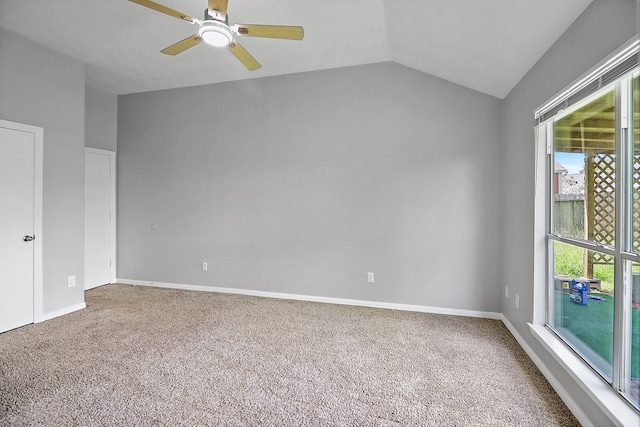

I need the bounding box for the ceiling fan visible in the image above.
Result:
[129,0,304,70]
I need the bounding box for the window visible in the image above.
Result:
[535,39,639,411]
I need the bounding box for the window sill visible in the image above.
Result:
[528,323,639,427]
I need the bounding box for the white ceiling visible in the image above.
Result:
[0,0,592,98]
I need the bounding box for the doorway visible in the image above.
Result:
[0,119,43,333]
[84,148,116,290]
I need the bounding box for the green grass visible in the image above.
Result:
[554,292,640,379]
[553,242,584,278]
[553,242,615,291]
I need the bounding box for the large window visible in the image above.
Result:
[537,53,639,410]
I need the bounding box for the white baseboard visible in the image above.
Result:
[116,278,502,320]
[35,302,86,323]
[500,315,593,427]
[85,282,111,291]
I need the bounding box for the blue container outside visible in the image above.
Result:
[569,279,588,306]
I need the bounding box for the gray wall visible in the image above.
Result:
[117,62,503,313]
[0,28,86,313]
[2,0,631,419]
[85,85,117,151]
[500,0,637,424]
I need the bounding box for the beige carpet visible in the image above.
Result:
[0,284,580,426]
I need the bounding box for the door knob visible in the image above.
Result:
[23,235,35,242]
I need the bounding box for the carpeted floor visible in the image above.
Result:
[0,284,580,426]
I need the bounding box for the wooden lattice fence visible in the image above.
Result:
[634,154,640,251]
[588,153,616,265]
[585,154,640,274]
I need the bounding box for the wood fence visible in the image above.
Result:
[554,194,584,237]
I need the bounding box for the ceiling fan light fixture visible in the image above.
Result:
[198,20,233,47]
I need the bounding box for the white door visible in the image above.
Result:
[84,149,114,290]
[0,127,35,333]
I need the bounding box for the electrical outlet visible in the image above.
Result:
[202,262,207,271]
[515,294,520,309]
[67,275,76,288]
[505,286,509,298]
[367,272,374,283]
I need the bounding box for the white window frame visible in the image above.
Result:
[530,36,640,427]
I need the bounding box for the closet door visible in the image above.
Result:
[85,149,115,290]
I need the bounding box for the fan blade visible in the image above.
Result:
[234,24,304,40]
[228,41,261,71]
[208,0,228,19]
[161,34,201,55]
[129,0,196,23]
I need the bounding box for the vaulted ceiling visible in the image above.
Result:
[0,0,593,98]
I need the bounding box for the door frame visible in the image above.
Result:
[0,119,44,322]
[84,147,117,284]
